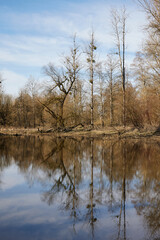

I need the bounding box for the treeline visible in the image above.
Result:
[0,0,159,129]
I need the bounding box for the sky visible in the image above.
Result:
[0,0,147,96]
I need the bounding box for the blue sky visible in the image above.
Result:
[0,0,146,96]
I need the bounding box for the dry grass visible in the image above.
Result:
[0,125,159,139]
[0,127,38,136]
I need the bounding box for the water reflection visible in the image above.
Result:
[0,136,160,240]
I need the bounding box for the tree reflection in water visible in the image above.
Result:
[0,136,160,239]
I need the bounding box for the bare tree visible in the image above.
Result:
[105,55,118,126]
[69,34,82,125]
[25,76,40,128]
[111,7,127,127]
[43,36,81,128]
[134,0,160,125]
[137,0,160,34]
[96,63,105,127]
[137,0,160,84]
[86,31,97,128]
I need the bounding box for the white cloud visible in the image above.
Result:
[0,35,65,67]
[2,69,28,96]
[0,0,147,95]
[0,8,146,67]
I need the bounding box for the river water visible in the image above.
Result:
[0,136,159,240]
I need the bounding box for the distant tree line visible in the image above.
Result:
[0,0,159,129]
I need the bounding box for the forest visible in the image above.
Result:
[0,0,159,130]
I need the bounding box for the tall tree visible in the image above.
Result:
[105,55,118,126]
[86,31,97,128]
[137,0,160,86]
[96,63,105,127]
[138,0,160,34]
[111,7,127,127]
[133,0,160,125]
[69,34,82,125]
[132,52,152,124]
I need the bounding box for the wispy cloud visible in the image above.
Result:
[0,35,68,67]
[2,69,28,96]
[0,0,147,95]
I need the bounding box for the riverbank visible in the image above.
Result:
[0,125,160,139]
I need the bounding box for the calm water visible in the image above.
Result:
[0,136,159,240]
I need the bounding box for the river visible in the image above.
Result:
[0,136,159,240]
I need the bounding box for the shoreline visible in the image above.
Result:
[0,126,160,140]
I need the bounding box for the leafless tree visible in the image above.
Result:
[43,36,81,128]
[105,55,119,126]
[111,7,128,127]
[96,63,105,127]
[86,31,97,128]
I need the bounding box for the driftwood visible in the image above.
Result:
[153,126,160,136]
[37,123,85,133]
[58,123,84,133]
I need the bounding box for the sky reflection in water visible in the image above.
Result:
[0,136,159,240]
